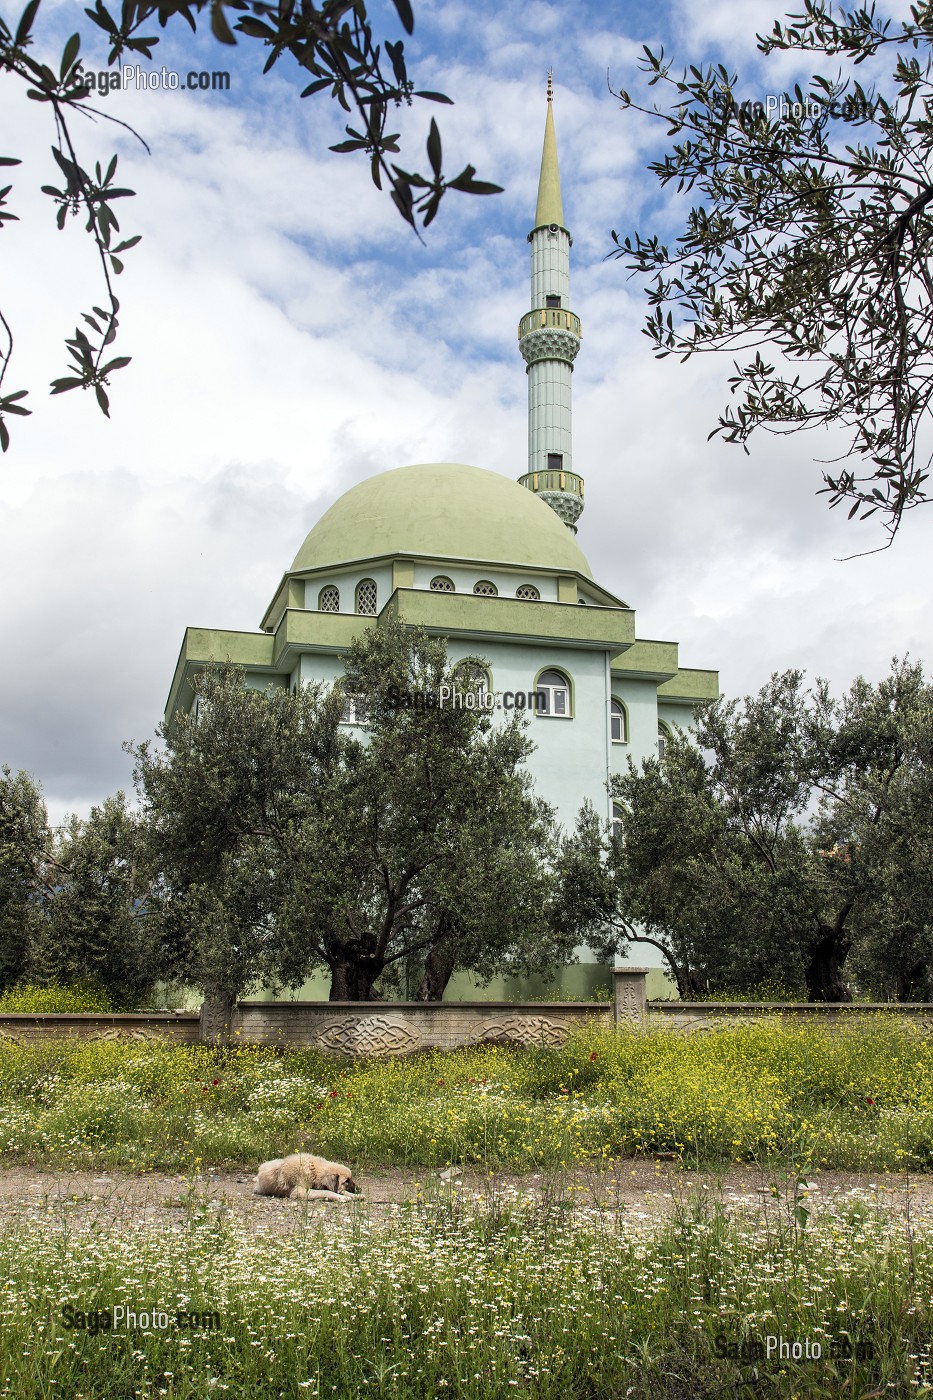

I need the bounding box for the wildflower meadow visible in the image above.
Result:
[2,1017,933,1396]
[0,1016,931,1173]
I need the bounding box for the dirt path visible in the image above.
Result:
[0,1161,930,1230]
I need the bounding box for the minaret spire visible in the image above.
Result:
[518,79,584,534]
[535,72,564,228]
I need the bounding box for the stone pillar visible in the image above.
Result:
[200,995,236,1045]
[613,968,648,1027]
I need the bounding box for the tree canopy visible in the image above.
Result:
[555,660,933,1002]
[134,618,563,1016]
[0,768,162,1002]
[615,2,933,543]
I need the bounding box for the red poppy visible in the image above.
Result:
[202,1087,208,1094]
[329,1090,339,1099]
[589,1052,598,1062]
[212,1079,220,1086]
[437,1079,446,1087]
[866,1097,875,1106]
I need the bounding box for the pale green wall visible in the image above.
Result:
[410,563,560,601]
[302,565,393,614]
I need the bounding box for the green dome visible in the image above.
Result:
[291,463,592,577]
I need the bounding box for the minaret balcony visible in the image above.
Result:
[518,307,581,338]
[519,468,584,499]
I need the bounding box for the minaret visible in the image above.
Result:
[518,76,584,533]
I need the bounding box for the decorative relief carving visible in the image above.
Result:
[314,1016,421,1057]
[473,1015,568,1046]
[94,1027,162,1042]
[615,986,644,1021]
[519,328,581,366]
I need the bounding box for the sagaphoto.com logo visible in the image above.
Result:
[386,685,547,713]
[70,63,231,96]
[61,1303,221,1334]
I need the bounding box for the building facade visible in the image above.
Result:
[164,86,719,1000]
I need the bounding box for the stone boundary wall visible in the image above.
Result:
[4,969,933,1052]
[0,1012,201,1045]
[226,999,613,1054]
[647,999,933,1033]
[214,971,650,1053]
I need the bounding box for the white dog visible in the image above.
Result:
[253,1153,361,1202]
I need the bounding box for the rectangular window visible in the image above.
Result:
[545,294,561,308]
[547,452,563,471]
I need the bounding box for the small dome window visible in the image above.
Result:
[318,585,340,613]
[515,583,540,601]
[356,579,377,615]
[473,580,498,597]
[430,576,455,593]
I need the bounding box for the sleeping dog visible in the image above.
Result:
[253,1152,361,1202]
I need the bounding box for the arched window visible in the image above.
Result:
[430,575,455,593]
[536,668,571,717]
[453,660,491,701]
[355,578,377,615]
[318,585,340,613]
[610,699,627,744]
[473,580,498,597]
[611,802,624,842]
[658,722,671,759]
[515,583,540,601]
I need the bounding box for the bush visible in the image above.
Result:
[0,982,120,1014]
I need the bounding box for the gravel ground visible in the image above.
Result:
[0,1161,929,1230]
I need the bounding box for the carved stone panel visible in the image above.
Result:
[94,1027,162,1042]
[473,1015,568,1047]
[314,1016,421,1058]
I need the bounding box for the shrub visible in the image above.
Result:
[0,982,119,1014]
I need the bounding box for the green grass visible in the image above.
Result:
[0,1188,930,1398]
[0,1016,931,1172]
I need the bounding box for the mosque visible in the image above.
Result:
[164,86,719,999]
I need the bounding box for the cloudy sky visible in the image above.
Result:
[0,0,929,823]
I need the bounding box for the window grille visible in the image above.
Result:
[356,579,377,615]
